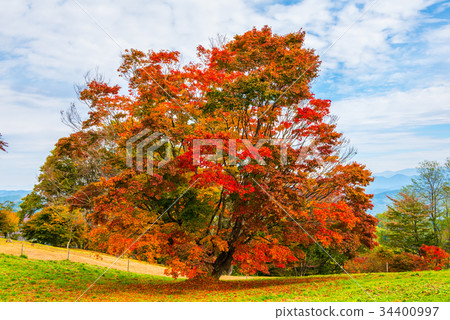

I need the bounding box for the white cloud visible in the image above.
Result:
[422,23,450,63]
[333,82,450,130]
[332,83,450,171]
[0,83,73,190]
[0,84,70,135]
[0,0,442,84]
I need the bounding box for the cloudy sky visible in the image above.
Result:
[0,0,449,190]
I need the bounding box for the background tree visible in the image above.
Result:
[0,200,15,211]
[0,133,7,152]
[12,72,121,253]
[34,133,109,206]
[294,246,351,276]
[344,246,395,273]
[0,202,19,238]
[378,188,433,253]
[18,190,44,221]
[419,244,450,271]
[441,158,450,251]
[411,160,447,245]
[21,205,87,247]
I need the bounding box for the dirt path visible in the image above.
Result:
[0,239,244,280]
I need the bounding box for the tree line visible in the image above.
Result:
[378,159,450,252]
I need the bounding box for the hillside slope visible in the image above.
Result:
[0,239,243,280]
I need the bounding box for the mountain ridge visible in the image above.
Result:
[0,190,31,208]
[368,169,418,215]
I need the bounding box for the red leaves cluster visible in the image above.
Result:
[419,245,450,271]
[234,241,298,275]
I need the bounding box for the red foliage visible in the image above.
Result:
[419,245,450,271]
[389,252,424,272]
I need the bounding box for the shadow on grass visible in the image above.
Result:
[86,273,346,301]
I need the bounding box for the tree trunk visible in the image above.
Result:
[211,216,242,279]
[66,238,72,260]
[211,247,235,279]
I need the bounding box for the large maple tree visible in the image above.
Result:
[66,26,376,279]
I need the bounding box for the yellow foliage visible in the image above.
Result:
[0,209,19,235]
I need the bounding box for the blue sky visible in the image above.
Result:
[0,0,449,190]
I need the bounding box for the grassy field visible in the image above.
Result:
[1,253,449,302]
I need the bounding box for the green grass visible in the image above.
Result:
[0,253,449,301]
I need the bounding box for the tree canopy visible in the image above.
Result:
[27,27,378,279]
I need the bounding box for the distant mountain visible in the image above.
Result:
[366,169,417,215]
[366,174,416,194]
[374,168,418,178]
[369,189,400,215]
[367,169,418,215]
[0,190,30,209]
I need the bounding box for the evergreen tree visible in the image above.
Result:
[380,189,433,253]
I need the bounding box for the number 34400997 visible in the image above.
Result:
[380,306,439,317]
